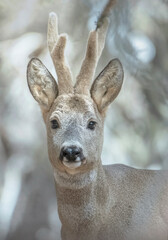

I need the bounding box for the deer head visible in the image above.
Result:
[27,12,124,175]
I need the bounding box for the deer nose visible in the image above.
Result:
[60,146,82,162]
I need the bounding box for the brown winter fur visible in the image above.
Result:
[27,2,168,240]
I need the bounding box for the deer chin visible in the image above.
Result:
[62,157,86,169]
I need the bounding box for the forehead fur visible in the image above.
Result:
[49,94,98,117]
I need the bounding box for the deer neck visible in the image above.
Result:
[53,162,113,231]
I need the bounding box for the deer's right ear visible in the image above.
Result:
[27,58,58,111]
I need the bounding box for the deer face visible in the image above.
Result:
[27,13,124,174]
[45,94,103,174]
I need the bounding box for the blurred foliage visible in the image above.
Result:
[0,0,168,240]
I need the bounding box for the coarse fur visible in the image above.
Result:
[27,2,168,240]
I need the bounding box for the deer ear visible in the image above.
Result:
[91,59,124,112]
[27,58,58,111]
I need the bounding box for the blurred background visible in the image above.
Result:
[0,0,168,239]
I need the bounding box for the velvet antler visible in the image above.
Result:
[75,0,116,95]
[47,12,73,95]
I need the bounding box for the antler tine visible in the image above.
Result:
[75,0,116,95]
[47,12,73,95]
[97,18,109,59]
[51,35,74,94]
[47,12,58,53]
[96,0,116,58]
[75,22,109,95]
[75,31,98,95]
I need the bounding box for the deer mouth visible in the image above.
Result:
[62,157,86,169]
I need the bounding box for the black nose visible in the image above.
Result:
[60,146,82,162]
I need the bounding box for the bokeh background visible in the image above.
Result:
[0,0,168,239]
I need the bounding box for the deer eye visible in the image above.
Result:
[51,119,59,129]
[87,121,97,130]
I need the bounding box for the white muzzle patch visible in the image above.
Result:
[62,157,82,169]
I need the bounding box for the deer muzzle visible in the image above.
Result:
[59,146,85,169]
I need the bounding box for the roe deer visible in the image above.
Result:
[27,1,168,239]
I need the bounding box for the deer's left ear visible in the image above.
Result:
[27,58,58,111]
[91,59,124,112]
